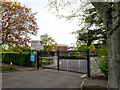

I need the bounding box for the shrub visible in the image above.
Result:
[95,46,108,78]
[2,52,32,67]
[39,58,53,66]
[96,56,108,78]
[60,56,87,59]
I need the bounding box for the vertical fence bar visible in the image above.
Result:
[57,50,60,71]
[87,49,90,77]
[37,51,39,69]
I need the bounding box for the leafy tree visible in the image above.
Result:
[88,44,96,52]
[95,45,108,78]
[48,1,120,88]
[78,44,88,51]
[7,46,22,52]
[40,34,57,51]
[48,0,107,46]
[7,46,31,52]
[19,46,31,52]
[91,2,120,88]
[76,29,107,46]
[0,1,39,46]
[73,7,107,46]
[77,42,95,52]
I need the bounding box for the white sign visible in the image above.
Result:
[31,40,44,50]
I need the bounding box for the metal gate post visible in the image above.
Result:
[57,50,60,71]
[37,51,39,69]
[87,49,90,77]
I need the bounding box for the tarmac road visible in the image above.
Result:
[2,57,100,88]
[2,69,84,88]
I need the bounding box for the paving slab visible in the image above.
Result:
[83,77,108,88]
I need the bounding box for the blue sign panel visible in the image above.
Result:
[30,53,35,62]
[67,52,70,56]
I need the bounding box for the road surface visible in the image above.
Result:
[2,69,84,88]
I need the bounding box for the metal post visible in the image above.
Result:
[57,50,60,71]
[10,54,12,70]
[37,51,39,69]
[87,49,90,77]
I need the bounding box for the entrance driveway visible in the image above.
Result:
[2,69,85,88]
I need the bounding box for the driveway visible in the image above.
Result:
[2,69,85,88]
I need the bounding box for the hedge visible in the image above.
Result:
[2,52,32,67]
[60,56,87,59]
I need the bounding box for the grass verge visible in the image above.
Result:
[1,66,19,72]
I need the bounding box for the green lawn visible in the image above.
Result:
[1,66,19,72]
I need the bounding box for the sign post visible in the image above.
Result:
[87,49,90,77]
[31,40,44,50]
[31,40,44,69]
[37,51,39,69]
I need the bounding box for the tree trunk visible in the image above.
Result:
[108,29,120,89]
[91,2,120,89]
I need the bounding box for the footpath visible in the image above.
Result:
[81,57,108,89]
[81,71,108,89]
[1,63,108,88]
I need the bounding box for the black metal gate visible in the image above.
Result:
[37,51,58,70]
[59,51,87,74]
[37,49,90,77]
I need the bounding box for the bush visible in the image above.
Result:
[95,46,108,78]
[39,58,53,66]
[60,56,87,59]
[96,56,108,78]
[90,54,98,57]
[2,52,32,67]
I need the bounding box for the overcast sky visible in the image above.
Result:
[16,0,79,46]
